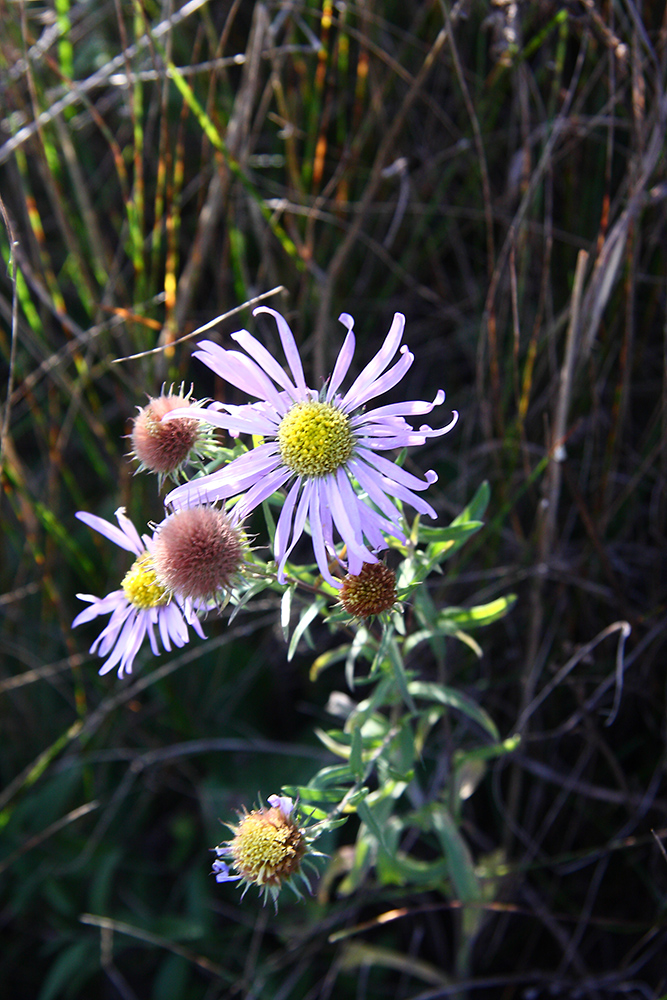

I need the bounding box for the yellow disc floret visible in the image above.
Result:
[121,552,171,609]
[231,806,306,887]
[278,401,354,478]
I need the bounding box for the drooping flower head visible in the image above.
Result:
[151,505,245,609]
[339,561,398,619]
[129,385,216,486]
[212,794,317,907]
[165,309,458,586]
[73,508,206,678]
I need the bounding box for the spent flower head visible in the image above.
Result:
[73,508,206,677]
[339,561,398,619]
[129,384,217,486]
[151,505,245,609]
[165,308,458,586]
[212,794,319,908]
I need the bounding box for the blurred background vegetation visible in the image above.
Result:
[1,0,666,997]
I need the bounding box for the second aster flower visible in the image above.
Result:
[73,508,206,678]
[165,308,458,586]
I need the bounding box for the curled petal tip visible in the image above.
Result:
[425,470,438,485]
[338,312,355,331]
[433,389,445,406]
[445,409,459,432]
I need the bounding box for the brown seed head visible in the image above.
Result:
[130,394,201,475]
[339,561,397,618]
[152,506,243,602]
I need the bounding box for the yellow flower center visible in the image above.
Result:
[232,807,305,887]
[121,552,171,609]
[277,401,354,478]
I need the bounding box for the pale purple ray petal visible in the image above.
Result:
[118,616,148,676]
[277,479,311,581]
[76,509,143,555]
[353,391,445,422]
[365,502,405,547]
[98,613,137,675]
[319,480,335,552]
[347,458,404,527]
[90,603,133,655]
[73,591,125,627]
[254,307,307,394]
[373,472,438,518]
[165,404,277,437]
[231,329,299,395]
[213,860,242,883]
[326,326,356,402]
[309,480,339,586]
[340,312,405,408]
[354,431,433,450]
[334,468,388,556]
[345,348,414,410]
[205,347,288,411]
[358,502,391,551]
[164,602,190,647]
[113,508,146,553]
[193,341,273,397]
[355,447,437,491]
[165,444,281,508]
[186,607,206,639]
[146,617,160,655]
[328,470,378,574]
[267,794,294,817]
[417,409,459,437]
[234,465,293,518]
[274,478,301,575]
[335,469,387,551]
[158,604,173,651]
[194,343,287,411]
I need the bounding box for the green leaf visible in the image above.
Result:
[455,480,491,524]
[38,941,94,1000]
[352,674,396,728]
[261,498,277,545]
[288,597,326,661]
[435,595,517,631]
[305,763,355,788]
[430,804,480,902]
[280,586,294,642]
[153,954,190,1000]
[227,578,272,622]
[356,798,389,852]
[349,723,363,781]
[408,681,500,741]
[310,644,350,681]
[345,626,375,688]
[336,836,373,896]
[384,851,451,887]
[387,637,416,711]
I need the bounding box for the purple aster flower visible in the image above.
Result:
[165,308,458,586]
[73,507,206,678]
